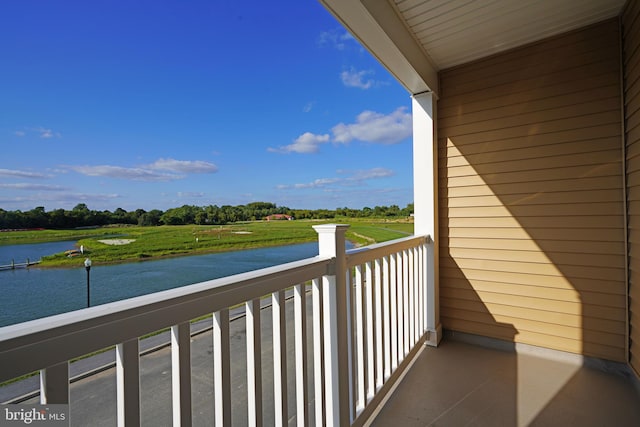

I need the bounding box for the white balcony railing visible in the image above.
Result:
[0,224,433,426]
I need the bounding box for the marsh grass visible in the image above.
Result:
[2,219,414,268]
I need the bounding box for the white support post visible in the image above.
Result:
[116,339,140,427]
[246,299,263,427]
[294,283,309,427]
[213,309,231,427]
[374,258,383,392]
[354,264,365,412]
[390,253,398,371]
[396,253,404,362]
[365,261,374,401]
[382,255,391,381]
[40,362,69,404]
[313,224,350,426]
[171,322,192,427]
[408,248,415,347]
[418,244,425,336]
[311,278,325,426]
[272,290,287,426]
[402,250,410,357]
[412,92,441,347]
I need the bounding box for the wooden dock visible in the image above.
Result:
[0,260,41,270]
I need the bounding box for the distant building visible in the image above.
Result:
[265,214,293,221]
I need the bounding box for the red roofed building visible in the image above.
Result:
[264,214,293,221]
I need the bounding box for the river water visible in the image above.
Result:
[0,240,339,327]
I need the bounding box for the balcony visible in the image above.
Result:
[2,224,639,426]
[0,224,432,425]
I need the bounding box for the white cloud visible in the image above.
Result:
[278,178,341,190]
[70,165,183,182]
[318,29,355,50]
[71,193,121,202]
[270,107,411,155]
[68,158,218,181]
[0,183,68,191]
[268,132,330,154]
[346,167,395,181]
[340,68,375,89]
[12,127,62,138]
[33,127,61,138]
[0,168,50,179]
[302,102,314,113]
[332,107,412,144]
[178,191,205,198]
[0,192,120,208]
[146,158,218,174]
[277,168,394,190]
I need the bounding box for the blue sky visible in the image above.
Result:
[0,0,413,212]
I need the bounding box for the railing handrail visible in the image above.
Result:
[346,234,430,268]
[0,255,332,382]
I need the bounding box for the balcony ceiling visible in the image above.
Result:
[392,0,626,70]
[320,0,627,94]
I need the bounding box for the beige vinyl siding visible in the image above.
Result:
[438,19,627,361]
[623,0,640,377]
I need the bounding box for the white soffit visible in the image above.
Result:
[393,0,627,70]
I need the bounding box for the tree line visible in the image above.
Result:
[0,202,414,229]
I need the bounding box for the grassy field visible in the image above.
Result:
[0,218,414,268]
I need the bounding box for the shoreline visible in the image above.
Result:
[37,237,321,269]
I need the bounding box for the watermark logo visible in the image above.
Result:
[0,405,68,426]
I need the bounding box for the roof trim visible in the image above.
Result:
[319,0,439,95]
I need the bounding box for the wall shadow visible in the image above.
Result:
[436,17,631,425]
